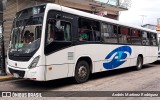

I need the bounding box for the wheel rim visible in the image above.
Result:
[78,65,87,79]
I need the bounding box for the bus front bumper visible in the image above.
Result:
[6,65,45,81]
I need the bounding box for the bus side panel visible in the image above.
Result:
[74,44,132,73]
[129,46,146,66]
[148,46,158,63]
[45,47,75,81]
[95,44,132,72]
[75,44,158,74]
[130,46,158,65]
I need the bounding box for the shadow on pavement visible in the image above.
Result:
[151,60,160,65]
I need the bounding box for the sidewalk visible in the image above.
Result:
[0,75,14,81]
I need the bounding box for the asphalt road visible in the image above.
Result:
[1,61,160,99]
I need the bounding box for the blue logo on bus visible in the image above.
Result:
[103,46,132,69]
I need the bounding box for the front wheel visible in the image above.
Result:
[136,56,143,70]
[74,60,90,83]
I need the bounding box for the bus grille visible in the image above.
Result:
[9,55,31,61]
[9,68,25,78]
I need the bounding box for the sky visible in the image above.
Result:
[119,0,160,26]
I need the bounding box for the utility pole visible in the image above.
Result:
[0,0,7,76]
[140,15,147,26]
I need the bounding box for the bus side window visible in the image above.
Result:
[142,31,150,46]
[149,33,157,46]
[131,29,141,45]
[78,18,100,41]
[118,26,131,44]
[101,23,118,43]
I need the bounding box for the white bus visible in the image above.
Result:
[6,3,158,83]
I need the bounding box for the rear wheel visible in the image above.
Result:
[74,60,90,83]
[136,56,143,70]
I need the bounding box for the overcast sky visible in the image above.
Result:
[119,0,160,26]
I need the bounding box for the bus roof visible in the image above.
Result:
[27,3,158,33]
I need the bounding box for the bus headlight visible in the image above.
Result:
[28,56,40,69]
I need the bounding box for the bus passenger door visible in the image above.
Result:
[45,11,77,80]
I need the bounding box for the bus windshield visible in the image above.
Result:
[9,5,45,56]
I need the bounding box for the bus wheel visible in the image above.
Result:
[74,60,90,83]
[136,56,143,70]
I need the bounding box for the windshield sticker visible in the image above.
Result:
[103,46,132,69]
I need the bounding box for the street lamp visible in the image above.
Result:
[0,0,7,76]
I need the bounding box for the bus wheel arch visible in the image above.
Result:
[74,57,93,83]
[136,54,143,70]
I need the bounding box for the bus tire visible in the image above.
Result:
[136,56,143,70]
[74,60,90,83]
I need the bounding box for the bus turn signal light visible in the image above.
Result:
[48,67,52,71]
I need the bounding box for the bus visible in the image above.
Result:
[6,3,158,83]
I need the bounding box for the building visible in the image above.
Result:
[142,24,160,32]
[142,24,157,30]
[3,0,130,50]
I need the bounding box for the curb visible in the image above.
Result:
[0,75,15,82]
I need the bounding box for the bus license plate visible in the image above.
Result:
[13,73,19,78]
